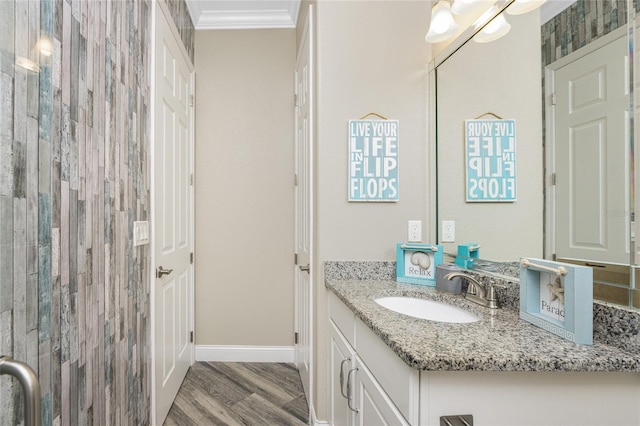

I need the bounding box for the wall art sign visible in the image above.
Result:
[396,243,443,286]
[348,119,399,202]
[519,258,593,345]
[465,119,517,202]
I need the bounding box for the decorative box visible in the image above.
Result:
[519,258,593,345]
[396,243,443,286]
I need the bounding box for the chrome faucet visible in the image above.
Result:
[443,272,502,309]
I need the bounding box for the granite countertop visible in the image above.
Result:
[326,278,640,373]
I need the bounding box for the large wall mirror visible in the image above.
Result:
[433,0,639,309]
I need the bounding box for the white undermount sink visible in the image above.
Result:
[374,296,481,323]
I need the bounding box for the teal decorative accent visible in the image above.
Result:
[38,64,52,143]
[464,119,516,202]
[348,119,399,202]
[455,243,480,269]
[41,392,52,426]
[396,243,444,286]
[520,258,593,345]
[38,244,51,343]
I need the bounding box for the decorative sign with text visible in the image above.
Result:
[348,120,399,202]
[465,119,517,202]
[519,258,593,345]
[396,243,443,286]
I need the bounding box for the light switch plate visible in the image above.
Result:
[134,221,150,246]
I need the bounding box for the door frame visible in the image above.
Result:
[149,2,196,424]
[544,25,628,261]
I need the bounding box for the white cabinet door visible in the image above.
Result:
[355,319,419,424]
[330,321,356,426]
[354,357,409,426]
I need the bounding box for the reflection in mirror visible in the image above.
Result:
[434,0,636,308]
[443,252,520,281]
[436,10,543,261]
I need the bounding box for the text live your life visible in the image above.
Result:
[465,119,517,202]
[349,119,399,202]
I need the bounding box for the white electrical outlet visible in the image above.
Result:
[408,220,422,242]
[442,220,455,243]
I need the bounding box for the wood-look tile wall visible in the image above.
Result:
[541,0,628,66]
[161,0,195,63]
[0,1,192,425]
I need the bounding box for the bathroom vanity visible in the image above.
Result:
[326,262,640,426]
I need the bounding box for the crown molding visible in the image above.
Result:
[186,0,301,30]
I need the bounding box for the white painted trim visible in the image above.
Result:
[195,345,295,363]
[185,0,301,30]
[184,0,203,27]
[193,9,297,30]
[149,3,158,424]
[310,403,330,426]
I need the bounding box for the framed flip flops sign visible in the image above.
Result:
[348,118,399,202]
[465,118,517,202]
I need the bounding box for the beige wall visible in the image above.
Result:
[437,12,544,261]
[313,0,431,418]
[194,29,296,346]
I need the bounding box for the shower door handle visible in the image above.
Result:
[0,356,41,426]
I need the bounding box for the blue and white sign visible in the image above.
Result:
[349,120,399,202]
[465,119,517,202]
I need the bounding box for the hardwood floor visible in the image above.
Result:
[164,362,309,425]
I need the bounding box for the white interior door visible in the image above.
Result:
[153,4,194,424]
[552,32,629,264]
[294,5,313,415]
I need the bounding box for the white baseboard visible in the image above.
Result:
[195,345,295,363]
[310,403,330,425]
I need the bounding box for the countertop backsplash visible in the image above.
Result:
[325,261,640,355]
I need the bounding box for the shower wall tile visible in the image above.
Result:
[0,0,196,424]
[542,0,627,67]
[161,0,195,63]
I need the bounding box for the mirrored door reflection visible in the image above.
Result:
[435,0,639,309]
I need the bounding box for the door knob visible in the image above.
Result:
[156,266,173,278]
[299,264,310,273]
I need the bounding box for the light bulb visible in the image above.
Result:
[425,0,459,44]
[506,0,547,15]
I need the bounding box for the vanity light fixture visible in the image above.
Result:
[472,7,511,43]
[506,0,547,15]
[425,0,459,43]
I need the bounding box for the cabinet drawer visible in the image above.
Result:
[329,292,356,346]
[355,318,419,425]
